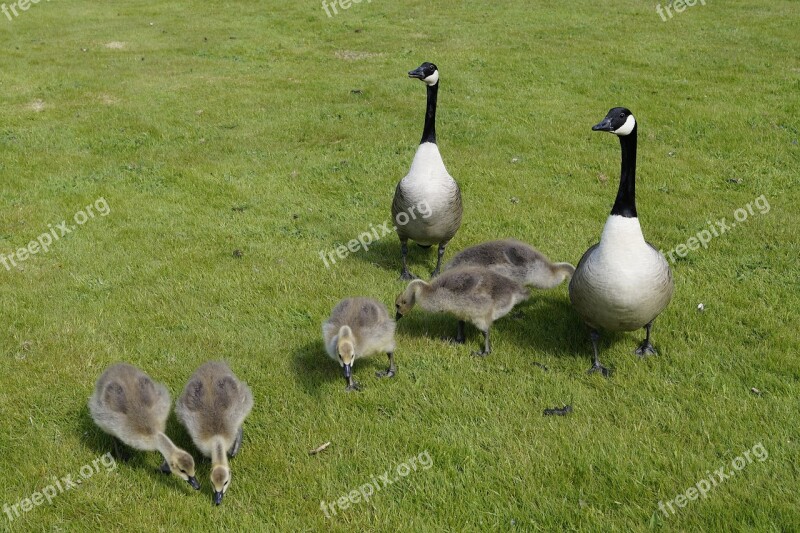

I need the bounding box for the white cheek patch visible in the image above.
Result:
[613,114,636,136]
[423,70,439,86]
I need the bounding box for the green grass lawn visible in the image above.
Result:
[1,0,799,530]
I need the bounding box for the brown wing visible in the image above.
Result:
[103,382,127,414]
[437,270,480,294]
[213,376,238,411]
[183,379,206,412]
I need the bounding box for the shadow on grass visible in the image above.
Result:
[393,290,610,365]
[75,404,205,493]
[291,340,396,396]
[346,238,439,279]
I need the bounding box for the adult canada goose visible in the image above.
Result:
[395,266,529,356]
[444,239,575,289]
[392,61,463,280]
[569,107,674,376]
[322,297,397,392]
[175,361,254,505]
[88,363,200,490]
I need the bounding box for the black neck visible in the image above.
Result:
[420,82,438,144]
[610,125,637,218]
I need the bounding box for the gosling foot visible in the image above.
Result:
[375,369,396,378]
[345,382,362,392]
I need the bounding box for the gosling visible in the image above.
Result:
[444,239,575,289]
[175,361,254,506]
[395,266,529,356]
[322,297,397,392]
[88,363,200,490]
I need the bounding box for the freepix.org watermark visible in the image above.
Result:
[318,200,431,269]
[2,0,50,22]
[657,442,768,518]
[3,452,117,523]
[320,450,433,518]
[322,0,371,18]
[661,194,769,264]
[1,197,110,271]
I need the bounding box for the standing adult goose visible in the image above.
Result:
[569,107,674,376]
[443,239,575,289]
[176,361,254,505]
[88,363,200,490]
[392,61,463,280]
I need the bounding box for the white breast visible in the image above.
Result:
[571,215,673,331]
[399,142,458,205]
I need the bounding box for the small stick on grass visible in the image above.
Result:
[309,442,331,456]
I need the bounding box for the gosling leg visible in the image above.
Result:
[159,459,171,474]
[635,321,658,357]
[229,427,243,457]
[471,327,492,357]
[112,437,131,462]
[399,239,416,280]
[588,329,611,377]
[430,242,447,278]
[376,352,397,378]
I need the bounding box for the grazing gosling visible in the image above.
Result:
[444,239,575,289]
[395,267,529,356]
[322,297,397,392]
[88,363,200,490]
[176,361,254,505]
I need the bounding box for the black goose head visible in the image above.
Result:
[408,62,439,86]
[592,107,636,137]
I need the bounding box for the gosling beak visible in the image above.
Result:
[343,364,352,380]
[187,476,201,490]
[213,490,224,505]
[408,66,426,79]
[592,116,614,132]
[395,311,403,320]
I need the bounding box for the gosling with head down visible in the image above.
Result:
[323,297,397,392]
[176,361,253,505]
[395,266,529,356]
[88,363,200,490]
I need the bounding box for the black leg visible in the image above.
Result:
[588,329,610,377]
[399,239,415,280]
[456,320,466,343]
[376,352,397,378]
[471,328,492,357]
[635,321,658,357]
[345,374,361,392]
[159,459,171,474]
[229,427,243,457]
[431,242,447,278]
[112,437,131,462]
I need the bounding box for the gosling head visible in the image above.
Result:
[592,107,636,137]
[211,464,231,505]
[395,282,421,320]
[336,326,356,383]
[169,450,200,490]
[408,62,439,86]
